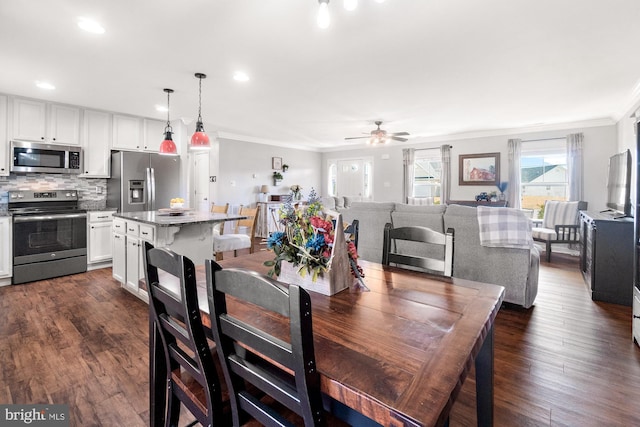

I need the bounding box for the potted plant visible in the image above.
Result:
[273,171,283,185]
[282,164,289,172]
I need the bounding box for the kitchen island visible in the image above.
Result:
[112,210,246,300]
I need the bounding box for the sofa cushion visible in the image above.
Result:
[320,196,336,210]
[341,202,395,263]
[343,196,362,208]
[392,204,446,231]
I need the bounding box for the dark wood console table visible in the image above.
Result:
[579,210,634,306]
[448,200,508,207]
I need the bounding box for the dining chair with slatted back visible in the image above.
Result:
[211,203,231,236]
[205,260,326,426]
[382,223,454,277]
[143,242,226,427]
[211,203,230,214]
[213,205,260,261]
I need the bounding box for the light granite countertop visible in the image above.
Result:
[113,210,246,227]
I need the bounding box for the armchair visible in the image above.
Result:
[532,200,587,262]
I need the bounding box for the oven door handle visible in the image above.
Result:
[13,213,88,223]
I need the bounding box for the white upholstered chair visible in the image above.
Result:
[213,205,260,261]
[532,200,587,262]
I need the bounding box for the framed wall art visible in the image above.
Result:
[459,152,500,186]
[272,157,282,170]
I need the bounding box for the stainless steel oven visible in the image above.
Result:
[9,190,87,284]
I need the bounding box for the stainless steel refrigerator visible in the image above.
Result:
[107,151,181,212]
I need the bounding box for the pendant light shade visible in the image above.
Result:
[159,88,178,156]
[190,72,211,150]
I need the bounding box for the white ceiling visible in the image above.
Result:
[2,0,640,151]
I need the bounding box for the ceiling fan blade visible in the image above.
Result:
[391,136,408,142]
[345,136,370,140]
[389,132,410,136]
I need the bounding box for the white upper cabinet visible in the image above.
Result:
[0,95,8,176]
[48,103,81,145]
[82,109,112,177]
[143,118,166,152]
[12,98,46,142]
[112,114,143,151]
[11,97,81,145]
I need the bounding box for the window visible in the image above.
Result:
[520,139,568,217]
[413,149,441,204]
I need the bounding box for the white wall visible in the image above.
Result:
[322,124,617,211]
[216,138,323,207]
[616,101,639,215]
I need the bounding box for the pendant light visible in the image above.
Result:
[159,88,178,156]
[190,72,211,150]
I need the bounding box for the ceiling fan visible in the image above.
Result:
[345,121,410,145]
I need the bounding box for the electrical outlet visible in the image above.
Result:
[95,186,103,194]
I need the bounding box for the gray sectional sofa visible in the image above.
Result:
[322,198,539,308]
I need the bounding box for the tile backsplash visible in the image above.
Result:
[0,174,107,210]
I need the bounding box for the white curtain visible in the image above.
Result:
[566,133,584,201]
[507,138,522,209]
[440,144,451,205]
[402,148,416,204]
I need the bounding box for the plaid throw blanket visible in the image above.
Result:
[477,206,533,249]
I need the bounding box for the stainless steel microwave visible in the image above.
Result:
[10,141,83,174]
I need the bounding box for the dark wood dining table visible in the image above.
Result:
[149,250,505,427]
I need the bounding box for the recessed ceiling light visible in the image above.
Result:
[155,105,168,113]
[77,17,105,34]
[35,81,55,90]
[233,71,250,82]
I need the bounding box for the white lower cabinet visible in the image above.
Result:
[0,216,12,281]
[112,217,154,300]
[88,211,114,267]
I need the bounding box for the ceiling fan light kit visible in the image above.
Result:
[159,88,179,156]
[190,72,211,151]
[346,120,409,146]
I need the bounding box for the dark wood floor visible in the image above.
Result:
[0,254,638,426]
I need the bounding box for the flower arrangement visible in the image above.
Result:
[264,188,364,284]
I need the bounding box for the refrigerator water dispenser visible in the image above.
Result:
[129,180,145,204]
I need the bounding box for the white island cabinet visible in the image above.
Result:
[111,211,245,300]
[0,216,12,285]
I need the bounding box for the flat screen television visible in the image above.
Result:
[605,149,632,217]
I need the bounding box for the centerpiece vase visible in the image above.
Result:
[277,213,351,296]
